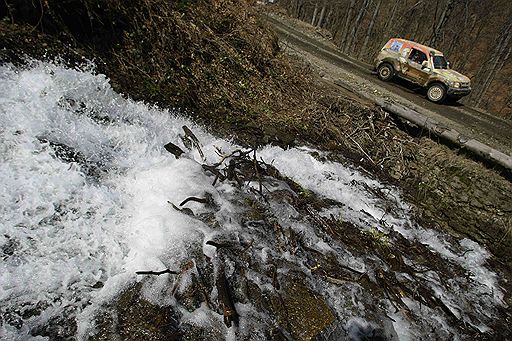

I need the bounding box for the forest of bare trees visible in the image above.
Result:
[277,0,512,119]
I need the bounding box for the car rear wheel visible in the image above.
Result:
[377,63,394,81]
[427,83,446,103]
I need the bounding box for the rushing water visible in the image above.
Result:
[0,61,506,340]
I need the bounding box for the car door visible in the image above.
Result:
[403,48,430,85]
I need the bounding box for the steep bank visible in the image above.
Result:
[1,0,511,339]
[1,61,510,340]
[1,0,310,144]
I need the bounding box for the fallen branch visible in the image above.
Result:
[180,196,209,206]
[164,142,185,159]
[182,125,205,160]
[136,269,178,276]
[217,266,239,328]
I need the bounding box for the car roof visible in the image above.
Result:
[390,38,444,56]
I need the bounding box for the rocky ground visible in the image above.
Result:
[1,0,511,339]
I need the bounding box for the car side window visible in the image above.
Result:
[408,48,427,65]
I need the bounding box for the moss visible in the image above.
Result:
[91,282,180,341]
[281,273,335,340]
[365,227,390,248]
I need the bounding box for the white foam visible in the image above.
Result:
[0,61,505,340]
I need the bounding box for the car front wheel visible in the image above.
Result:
[377,63,394,81]
[427,83,447,103]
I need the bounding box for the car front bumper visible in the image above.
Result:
[447,87,471,96]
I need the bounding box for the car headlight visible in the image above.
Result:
[447,81,460,88]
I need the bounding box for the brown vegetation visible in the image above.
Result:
[0,0,315,142]
[1,0,510,269]
[277,0,512,119]
[1,0,511,338]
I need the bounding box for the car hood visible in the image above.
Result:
[434,69,470,83]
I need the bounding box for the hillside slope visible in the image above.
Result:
[1,0,511,339]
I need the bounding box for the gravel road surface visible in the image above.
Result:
[265,14,512,156]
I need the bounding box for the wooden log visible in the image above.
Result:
[333,79,512,174]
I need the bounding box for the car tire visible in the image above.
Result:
[426,83,447,103]
[377,63,394,81]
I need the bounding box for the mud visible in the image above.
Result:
[263,11,512,156]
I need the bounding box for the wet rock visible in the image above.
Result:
[1,235,19,258]
[179,307,226,341]
[164,142,185,159]
[90,282,180,341]
[30,306,77,340]
[38,138,104,178]
[197,212,221,229]
[346,318,386,341]
[175,272,206,312]
[281,273,335,340]
[21,301,49,320]
[91,281,104,289]
[3,312,23,329]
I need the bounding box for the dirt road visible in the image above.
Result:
[265,13,512,156]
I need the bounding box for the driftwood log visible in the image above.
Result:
[333,79,512,174]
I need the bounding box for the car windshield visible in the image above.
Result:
[433,55,449,69]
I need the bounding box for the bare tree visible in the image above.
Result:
[475,19,512,107]
[359,0,381,60]
[430,0,456,46]
[385,0,402,36]
[340,0,357,48]
[316,1,327,28]
[346,0,371,54]
[311,1,319,26]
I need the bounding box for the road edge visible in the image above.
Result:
[333,79,512,177]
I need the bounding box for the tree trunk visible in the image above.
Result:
[359,0,381,60]
[446,0,472,65]
[333,80,512,172]
[316,3,327,28]
[323,8,333,29]
[476,42,511,107]
[311,2,318,26]
[459,14,485,70]
[385,0,401,35]
[411,8,422,40]
[340,0,357,48]
[430,0,455,46]
[475,19,512,106]
[292,0,300,18]
[346,0,371,54]
[294,0,305,20]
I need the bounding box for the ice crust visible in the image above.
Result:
[0,61,505,340]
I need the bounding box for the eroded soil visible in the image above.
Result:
[1,1,512,339]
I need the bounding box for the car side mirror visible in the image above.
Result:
[421,61,429,69]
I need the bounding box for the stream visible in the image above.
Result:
[0,61,507,340]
